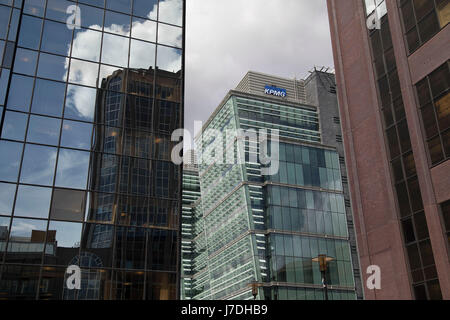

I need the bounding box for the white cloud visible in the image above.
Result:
[185,0,334,139]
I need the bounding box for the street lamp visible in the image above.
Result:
[312,254,335,300]
[248,281,261,300]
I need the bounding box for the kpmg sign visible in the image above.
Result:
[264,85,287,98]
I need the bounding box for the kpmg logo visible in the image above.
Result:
[264,85,287,98]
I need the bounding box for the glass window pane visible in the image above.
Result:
[20,144,57,186]
[101,33,129,67]
[71,28,102,62]
[0,183,16,215]
[106,0,131,14]
[10,217,47,240]
[31,79,66,117]
[41,20,72,56]
[13,48,38,76]
[133,0,158,20]
[50,189,86,221]
[18,15,42,50]
[14,185,52,218]
[37,52,68,82]
[55,149,90,190]
[0,141,23,182]
[158,0,183,26]
[129,39,155,69]
[6,74,34,112]
[79,3,103,30]
[23,0,46,17]
[46,0,72,23]
[104,10,131,36]
[0,6,11,40]
[68,58,99,87]
[61,120,93,150]
[131,17,156,42]
[158,23,182,48]
[1,110,28,141]
[65,84,96,122]
[156,45,181,73]
[27,115,61,146]
[48,221,82,248]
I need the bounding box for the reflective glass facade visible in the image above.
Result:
[0,0,184,300]
[185,83,357,300]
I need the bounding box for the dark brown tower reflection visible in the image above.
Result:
[34,67,182,300]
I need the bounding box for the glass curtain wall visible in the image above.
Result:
[0,0,184,300]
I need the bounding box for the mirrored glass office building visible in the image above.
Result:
[0,0,184,300]
[183,70,361,300]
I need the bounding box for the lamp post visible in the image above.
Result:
[312,254,334,301]
[248,281,260,300]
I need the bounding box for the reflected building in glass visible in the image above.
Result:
[0,0,184,300]
[184,70,362,300]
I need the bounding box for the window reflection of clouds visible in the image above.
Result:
[78,3,103,30]
[18,15,42,50]
[20,144,57,186]
[41,20,73,56]
[61,120,93,150]
[157,45,182,72]
[133,0,158,20]
[0,183,16,216]
[72,28,101,62]
[14,48,38,76]
[68,58,99,87]
[24,0,46,17]
[65,84,96,121]
[101,33,129,67]
[7,74,34,112]
[10,218,47,239]
[132,17,156,42]
[2,111,28,141]
[158,23,182,48]
[0,141,23,182]
[27,115,61,146]
[31,79,66,117]
[129,40,155,69]
[14,185,52,219]
[37,52,67,81]
[107,0,132,14]
[104,10,131,36]
[64,1,183,118]
[55,149,90,190]
[159,0,183,26]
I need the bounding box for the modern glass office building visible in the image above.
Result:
[180,155,200,300]
[183,70,360,300]
[0,0,184,300]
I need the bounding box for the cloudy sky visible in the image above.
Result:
[185,0,334,140]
